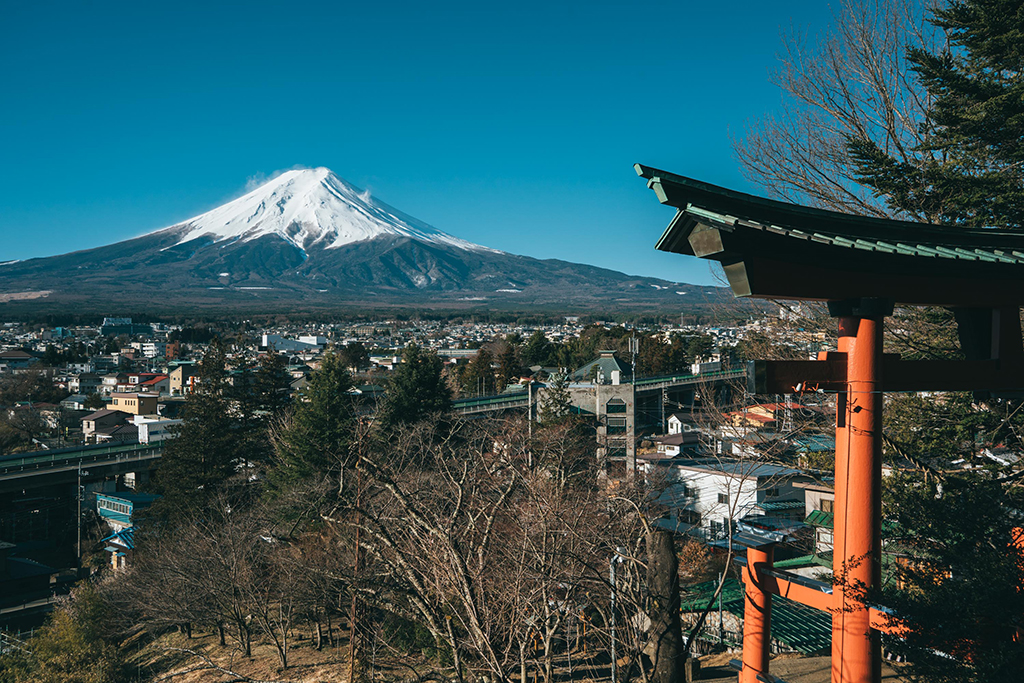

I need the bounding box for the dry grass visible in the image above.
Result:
[127,628,437,683]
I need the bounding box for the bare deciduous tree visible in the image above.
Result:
[735,0,943,220]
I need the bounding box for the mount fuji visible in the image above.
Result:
[0,168,728,313]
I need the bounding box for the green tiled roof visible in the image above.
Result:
[805,510,834,528]
[681,578,831,654]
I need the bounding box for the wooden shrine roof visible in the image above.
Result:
[636,164,1024,306]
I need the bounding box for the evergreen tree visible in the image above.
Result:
[41,345,61,367]
[253,351,293,417]
[266,349,355,492]
[152,341,238,508]
[538,372,575,426]
[496,345,520,392]
[521,330,552,367]
[3,584,129,683]
[850,0,1024,226]
[880,472,1024,682]
[338,342,370,371]
[83,394,105,410]
[460,348,495,396]
[378,344,451,427]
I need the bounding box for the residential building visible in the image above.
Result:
[796,481,835,556]
[81,409,130,443]
[132,415,182,443]
[110,392,158,416]
[650,458,812,542]
[68,372,102,395]
[141,342,166,358]
[169,363,199,395]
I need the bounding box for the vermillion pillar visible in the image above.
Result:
[741,544,773,683]
[831,304,885,683]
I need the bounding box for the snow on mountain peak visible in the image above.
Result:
[159,167,497,254]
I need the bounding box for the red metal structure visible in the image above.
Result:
[636,165,1024,683]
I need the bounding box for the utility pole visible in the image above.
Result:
[610,546,625,683]
[527,381,533,468]
[76,463,89,571]
[349,467,363,683]
[610,555,617,683]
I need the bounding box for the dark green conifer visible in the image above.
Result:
[850,0,1024,226]
[152,340,238,508]
[267,349,354,492]
[378,344,451,427]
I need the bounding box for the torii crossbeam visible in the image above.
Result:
[636,164,1024,683]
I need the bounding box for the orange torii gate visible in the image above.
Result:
[636,165,1024,683]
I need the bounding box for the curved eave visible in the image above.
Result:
[636,164,1024,306]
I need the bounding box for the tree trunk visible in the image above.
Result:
[218,622,226,646]
[542,633,554,683]
[647,528,683,683]
[316,618,324,650]
[519,641,527,683]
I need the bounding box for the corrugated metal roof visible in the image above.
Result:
[805,510,834,528]
[680,578,831,654]
[757,500,806,511]
[101,527,135,550]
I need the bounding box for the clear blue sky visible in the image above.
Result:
[1,1,833,286]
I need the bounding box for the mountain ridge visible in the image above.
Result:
[0,168,736,314]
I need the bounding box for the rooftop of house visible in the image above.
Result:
[680,577,831,654]
[81,408,130,422]
[102,527,135,551]
[570,350,631,383]
[655,457,807,480]
[97,492,161,505]
[0,349,36,360]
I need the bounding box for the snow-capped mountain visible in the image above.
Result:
[163,167,497,255]
[0,168,731,313]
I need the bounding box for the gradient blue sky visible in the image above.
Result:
[1,1,834,286]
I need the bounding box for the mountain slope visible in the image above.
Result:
[0,168,732,313]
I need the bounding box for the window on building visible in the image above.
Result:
[820,499,834,513]
[606,399,627,414]
[607,417,627,434]
[607,446,627,459]
[718,493,729,505]
[764,487,779,498]
[678,509,701,525]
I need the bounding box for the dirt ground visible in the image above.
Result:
[697,652,908,683]
[128,630,912,683]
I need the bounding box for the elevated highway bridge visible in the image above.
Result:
[451,368,746,416]
[0,442,164,494]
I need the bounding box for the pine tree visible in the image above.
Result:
[378,344,451,427]
[850,0,1024,226]
[266,349,355,492]
[521,330,552,368]
[496,345,520,392]
[538,372,575,426]
[880,472,1024,681]
[152,340,238,508]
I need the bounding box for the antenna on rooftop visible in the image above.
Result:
[629,334,638,380]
